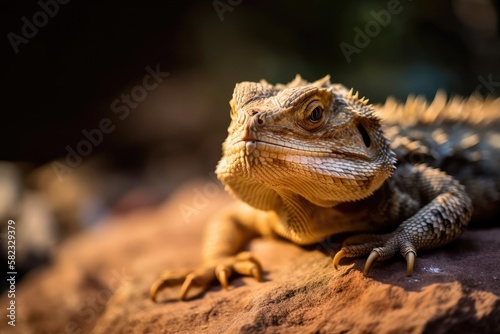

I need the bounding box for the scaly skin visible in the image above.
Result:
[149,75,500,302]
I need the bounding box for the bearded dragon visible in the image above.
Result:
[150,75,500,302]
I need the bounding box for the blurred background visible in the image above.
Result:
[1,0,499,291]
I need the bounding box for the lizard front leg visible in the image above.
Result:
[333,164,473,276]
[150,202,271,302]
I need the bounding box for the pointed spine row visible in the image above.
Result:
[347,88,369,106]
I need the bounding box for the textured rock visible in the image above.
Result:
[1,181,499,334]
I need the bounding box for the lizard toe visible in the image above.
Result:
[332,235,390,270]
[179,269,215,300]
[333,232,419,276]
[232,251,262,281]
[149,268,215,302]
[362,238,418,276]
[150,252,263,302]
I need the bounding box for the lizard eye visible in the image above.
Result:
[300,101,326,131]
[309,107,323,123]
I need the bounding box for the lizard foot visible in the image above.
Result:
[332,232,417,276]
[149,251,262,302]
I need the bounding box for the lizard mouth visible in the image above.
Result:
[230,138,372,161]
[235,139,334,156]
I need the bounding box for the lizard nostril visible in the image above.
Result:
[248,110,264,126]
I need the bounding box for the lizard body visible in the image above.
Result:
[150,75,500,301]
[378,92,500,222]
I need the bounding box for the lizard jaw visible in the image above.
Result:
[233,139,374,163]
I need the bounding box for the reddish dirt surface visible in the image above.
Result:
[1,181,499,334]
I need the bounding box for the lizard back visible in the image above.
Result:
[375,92,500,224]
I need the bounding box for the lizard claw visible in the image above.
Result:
[149,268,192,302]
[149,278,168,302]
[179,272,213,300]
[332,249,346,270]
[233,251,262,281]
[149,268,213,302]
[250,266,262,282]
[363,245,418,276]
[363,250,380,276]
[215,266,231,289]
[150,252,263,302]
[333,235,419,277]
[179,273,195,300]
[405,251,415,276]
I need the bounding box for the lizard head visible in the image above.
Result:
[216,75,396,210]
